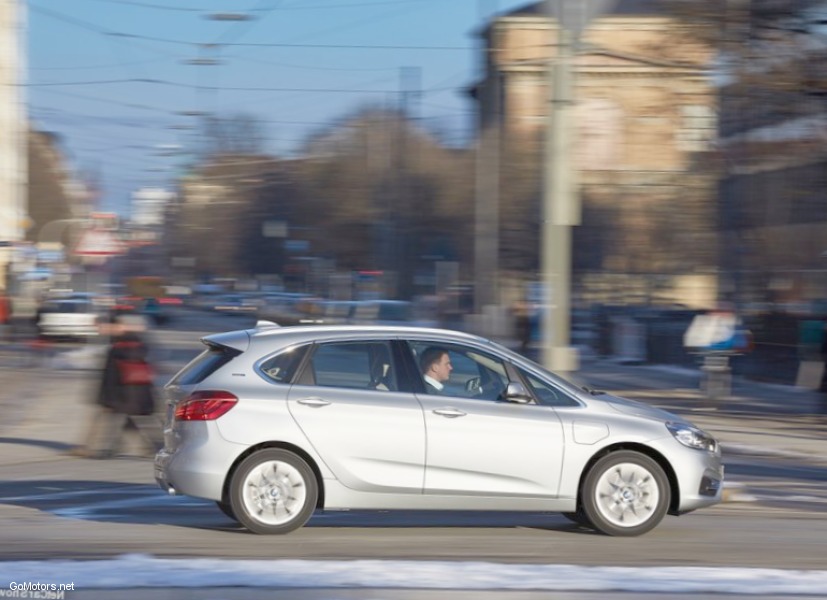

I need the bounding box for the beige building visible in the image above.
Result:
[0,0,27,290]
[476,0,720,308]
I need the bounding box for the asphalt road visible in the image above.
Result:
[0,453,825,569]
[0,307,825,589]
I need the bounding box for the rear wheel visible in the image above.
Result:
[229,449,318,535]
[581,451,670,537]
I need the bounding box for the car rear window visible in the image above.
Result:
[170,344,240,386]
[43,301,89,313]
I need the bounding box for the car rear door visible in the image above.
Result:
[287,339,425,494]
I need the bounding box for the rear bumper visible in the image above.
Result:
[154,422,244,502]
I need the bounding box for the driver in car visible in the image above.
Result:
[420,346,453,394]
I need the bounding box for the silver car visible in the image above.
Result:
[155,323,723,537]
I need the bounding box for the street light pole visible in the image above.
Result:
[474,0,500,314]
[541,15,577,373]
[540,0,615,373]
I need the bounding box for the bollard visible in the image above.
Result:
[701,353,731,404]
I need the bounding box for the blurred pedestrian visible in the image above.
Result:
[0,293,9,342]
[70,313,161,458]
[819,321,827,412]
[512,299,532,354]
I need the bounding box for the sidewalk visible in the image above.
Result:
[573,357,827,463]
[2,348,825,468]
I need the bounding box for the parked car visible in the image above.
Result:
[351,299,412,325]
[37,294,100,339]
[155,324,723,537]
[211,294,259,316]
[258,293,312,325]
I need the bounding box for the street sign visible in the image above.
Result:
[73,229,126,256]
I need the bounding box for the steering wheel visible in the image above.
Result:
[465,376,505,399]
[465,376,483,396]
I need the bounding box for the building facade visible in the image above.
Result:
[0,0,27,290]
[476,0,719,308]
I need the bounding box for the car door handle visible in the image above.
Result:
[297,397,331,408]
[433,408,467,418]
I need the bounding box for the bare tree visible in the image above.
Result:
[197,113,268,158]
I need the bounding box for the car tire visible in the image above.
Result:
[216,501,237,521]
[229,449,318,535]
[581,451,670,537]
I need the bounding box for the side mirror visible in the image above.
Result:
[502,382,532,404]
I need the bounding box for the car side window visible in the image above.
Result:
[518,368,580,407]
[309,341,397,392]
[407,341,509,401]
[259,345,309,384]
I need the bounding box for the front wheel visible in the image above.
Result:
[581,451,670,537]
[229,449,318,534]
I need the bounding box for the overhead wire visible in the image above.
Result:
[29,0,481,204]
[79,0,428,12]
[29,57,167,72]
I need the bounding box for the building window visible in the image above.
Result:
[677,105,716,152]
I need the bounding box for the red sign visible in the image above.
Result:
[73,229,126,256]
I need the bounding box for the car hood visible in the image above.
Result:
[590,392,687,424]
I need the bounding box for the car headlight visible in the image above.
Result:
[666,422,718,453]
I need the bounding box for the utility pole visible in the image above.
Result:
[541,13,577,373]
[541,0,615,373]
[396,66,421,299]
[474,0,500,314]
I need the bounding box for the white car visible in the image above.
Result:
[156,323,724,537]
[37,296,100,339]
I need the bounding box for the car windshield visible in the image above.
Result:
[492,342,585,397]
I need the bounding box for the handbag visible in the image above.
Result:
[116,359,154,386]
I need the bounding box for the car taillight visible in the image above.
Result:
[175,391,238,421]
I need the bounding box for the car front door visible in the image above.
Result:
[406,340,565,498]
[287,339,425,494]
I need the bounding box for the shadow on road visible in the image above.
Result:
[0,478,597,535]
[0,437,74,452]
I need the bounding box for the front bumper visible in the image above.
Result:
[675,450,724,512]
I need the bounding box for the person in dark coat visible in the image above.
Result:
[70,313,161,458]
[512,300,532,355]
[820,321,827,412]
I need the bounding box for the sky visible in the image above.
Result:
[24,0,531,217]
[1,555,827,594]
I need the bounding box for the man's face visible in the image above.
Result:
[431,353,453,383]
